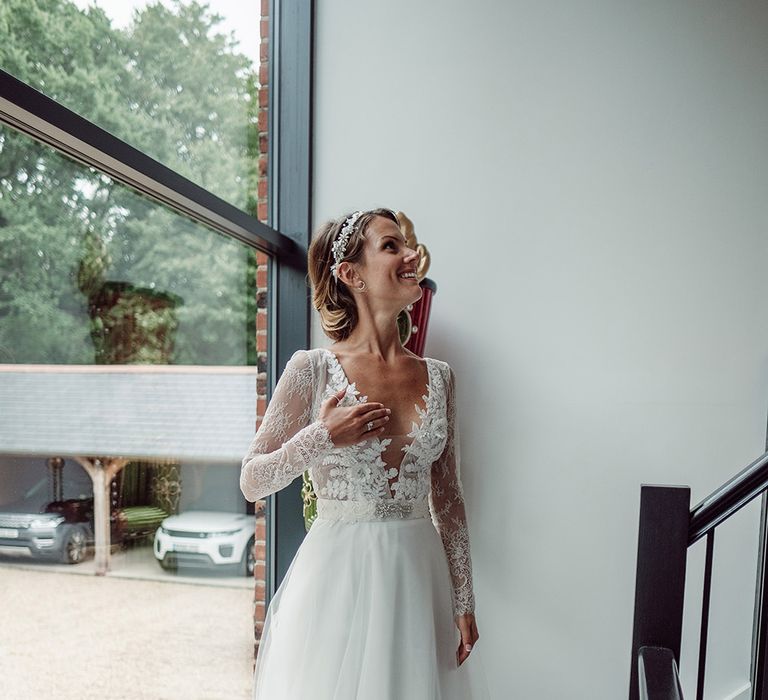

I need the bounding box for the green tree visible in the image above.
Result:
[0,0,262,364]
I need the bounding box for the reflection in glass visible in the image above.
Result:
[0,123,268,694]
[0,0,264,212]
[0,1,273,693]
[0,123,259,366]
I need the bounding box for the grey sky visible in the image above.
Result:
[71,0,261,65]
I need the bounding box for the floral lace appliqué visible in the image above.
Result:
[239,348,477,619]
[316,349,442,502]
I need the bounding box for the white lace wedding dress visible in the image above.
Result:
[240,347,490,699]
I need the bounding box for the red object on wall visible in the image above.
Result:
[403,277,437,358]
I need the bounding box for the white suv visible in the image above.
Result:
[154,511,255,576]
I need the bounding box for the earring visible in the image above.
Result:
[357,280,367,292]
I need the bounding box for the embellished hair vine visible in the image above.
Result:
[330,210,364,279]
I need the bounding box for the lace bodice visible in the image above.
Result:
[240,347,476,617]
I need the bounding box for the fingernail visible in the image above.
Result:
[386,408,391,413]
[465,644,472,651]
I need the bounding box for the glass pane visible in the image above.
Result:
[0,0,270,219]
[0,122,271,697]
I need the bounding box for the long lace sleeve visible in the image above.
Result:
[429,362,477,618]
[240,349,335,502]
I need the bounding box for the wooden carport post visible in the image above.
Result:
[75,456,129,575]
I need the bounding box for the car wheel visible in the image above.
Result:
[242,536,255,577]
[60,526,87,565]
[159,556,178,572]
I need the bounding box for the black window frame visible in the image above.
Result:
[0,0,314,603]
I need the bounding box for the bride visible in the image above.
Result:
[240,208,489,698]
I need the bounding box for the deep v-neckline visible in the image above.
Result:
[322,348,433,499]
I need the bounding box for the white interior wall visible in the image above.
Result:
[311,1,768,697]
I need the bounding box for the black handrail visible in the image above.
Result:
[638,646,685,700]
[629,448,768,700]
[689,450,768,545]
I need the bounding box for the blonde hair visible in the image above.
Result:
[308,208,399,342]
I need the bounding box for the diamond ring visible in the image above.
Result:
[366,421,373,431]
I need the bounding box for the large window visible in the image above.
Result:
[0,123,260,365]
[0,0,312,696]
[1,0,262,211]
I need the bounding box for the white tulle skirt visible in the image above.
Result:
[252,507,490,699]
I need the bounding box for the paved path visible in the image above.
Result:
[0,567,254,699]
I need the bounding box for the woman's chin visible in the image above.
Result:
[407,286,423,305]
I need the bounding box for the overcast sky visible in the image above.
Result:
[70,0,261,65]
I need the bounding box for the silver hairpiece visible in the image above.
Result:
[331,210,364,279]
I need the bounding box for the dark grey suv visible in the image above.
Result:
[0,477,93,564]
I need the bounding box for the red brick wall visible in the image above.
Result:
[251,0,270,663]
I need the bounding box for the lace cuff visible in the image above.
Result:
[439,516,476,616]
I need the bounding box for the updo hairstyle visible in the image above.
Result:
[308,207,399,342]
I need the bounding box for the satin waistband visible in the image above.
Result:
[314,498,431,523]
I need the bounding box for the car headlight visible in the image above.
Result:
[206,529,241,537]
[30,515,65,529]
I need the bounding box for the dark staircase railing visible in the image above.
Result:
[629,449,768,700]
[638,646,685,700]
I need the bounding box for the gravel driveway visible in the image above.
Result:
[0,566,254,699]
